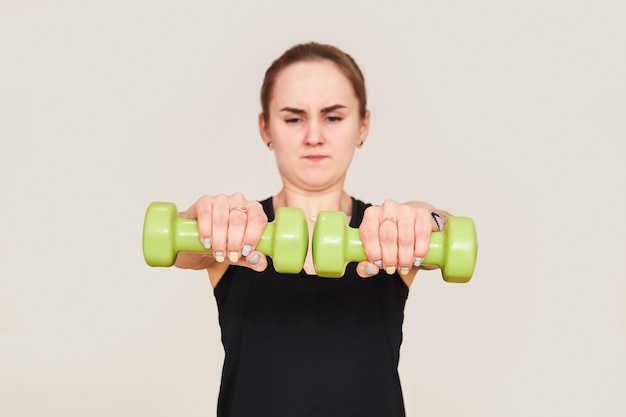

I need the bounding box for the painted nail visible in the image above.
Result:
[413,257,423,267]
[400,267,410,275]
[248,254,260,265]
[203,237,212,249]
[214,251,225,262]
[365,265,375,276]
[241,245,252,257]
[374,260,383,268]
[228,252,239,263]
[386,266,396,275]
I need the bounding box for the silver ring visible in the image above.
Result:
[381,217,398,225]
[230,205,248,213]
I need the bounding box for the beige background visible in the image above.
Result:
[1,0,625,416]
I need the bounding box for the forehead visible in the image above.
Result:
[270,60,357,106]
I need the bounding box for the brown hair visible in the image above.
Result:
[260,42,367,122]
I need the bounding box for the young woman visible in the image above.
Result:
[176,42,450,417]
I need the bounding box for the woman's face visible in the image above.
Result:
[259,60,370,192]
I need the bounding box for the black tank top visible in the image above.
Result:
[214,197,409,417]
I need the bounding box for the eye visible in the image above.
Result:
[326,116,342,123]
[285,117,302,124]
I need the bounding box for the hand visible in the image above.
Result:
[356,200,434,278]
[175,193,270,272]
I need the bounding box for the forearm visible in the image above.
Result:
[173,252,215,270]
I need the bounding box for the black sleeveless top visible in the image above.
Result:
[214,197,409,417]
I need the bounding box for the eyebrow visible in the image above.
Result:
[279,104,347,115]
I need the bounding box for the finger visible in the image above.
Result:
[243,251,268,272]
[226,209,247,263]
[379,217,398,274]
[193,196,214,250]
[241,202,267,258]
[210,194,230,262]
[360,206,382,268]
[225,194,250,263]
[396,207,415,276]
[355,261,380,278]
[378,200,401,274]
[413,208,432,267]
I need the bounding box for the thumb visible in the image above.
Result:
[355,261,380,278]
[243,251,268,272]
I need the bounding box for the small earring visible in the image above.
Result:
[357,141,364,148]
[267,141,272,150]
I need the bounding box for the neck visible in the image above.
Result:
[274,187,352,221]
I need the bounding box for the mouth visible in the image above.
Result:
[303,154,328,162]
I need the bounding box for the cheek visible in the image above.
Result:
[336,135,358,160]
[270,124,300,144]
[336,123,362,145]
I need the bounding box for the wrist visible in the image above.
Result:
[431,212,445,231]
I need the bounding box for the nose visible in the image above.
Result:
[304,119,324,146]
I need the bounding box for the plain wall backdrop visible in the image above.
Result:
[1,0,625,416]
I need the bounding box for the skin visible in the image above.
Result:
[175,60,449,288]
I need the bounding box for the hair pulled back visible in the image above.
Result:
[260,42,367,122]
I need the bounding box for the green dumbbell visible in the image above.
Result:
[142,202,309,274]
[312,212,477,282]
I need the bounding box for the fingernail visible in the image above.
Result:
[214,251,225,262]
[228,252,239,263]
[241,245,252,257]
[203,238,212,249]
[248,254,260,265]
[365,265,375,276]
[374,260,382,268]
[400,267,410,275]
[413,257,423,267]
[386,266,396,275]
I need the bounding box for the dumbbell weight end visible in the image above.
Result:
[143,202,201,267]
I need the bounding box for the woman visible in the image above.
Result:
[176,42,450,417]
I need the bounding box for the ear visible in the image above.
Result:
[258,113,272,149]
[357,110,370,148]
